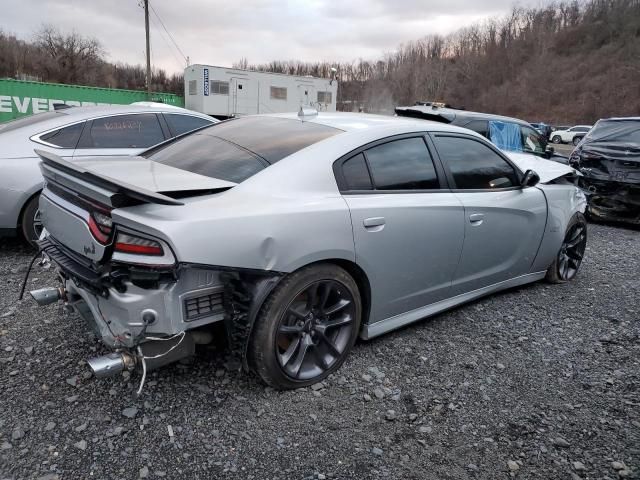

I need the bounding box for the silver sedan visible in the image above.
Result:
[31,111,588,390]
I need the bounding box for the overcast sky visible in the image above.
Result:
[3,0,544,74]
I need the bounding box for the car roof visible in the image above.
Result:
[261,111,478,135]
[394,105,532,127]
[56,103,211,120]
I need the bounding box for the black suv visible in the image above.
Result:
[569,117,640,225]
[395,103,562,162]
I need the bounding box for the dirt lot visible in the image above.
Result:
[0,223,638,480]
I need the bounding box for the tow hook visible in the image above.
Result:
[29,286,67,306]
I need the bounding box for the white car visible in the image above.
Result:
[0,103,217,245]
[550,125,593,146]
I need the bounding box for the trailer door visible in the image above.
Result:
[230,78,258,116]
[298,84,315,108]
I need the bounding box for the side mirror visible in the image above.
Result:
[521,169,540,187]
[544,145,554,159]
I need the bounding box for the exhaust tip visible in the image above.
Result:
[29,287,63,306]
[87,353,135,379]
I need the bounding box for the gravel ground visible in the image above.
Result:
[0,223,638,480]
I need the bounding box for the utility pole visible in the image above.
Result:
[144,0,151,99]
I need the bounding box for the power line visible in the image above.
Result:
[148,11,184,70]
[148,3,188,65]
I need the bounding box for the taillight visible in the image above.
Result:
[88,211,113,244]
[114,232,164,256]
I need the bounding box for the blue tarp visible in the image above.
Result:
[489,121,522,152]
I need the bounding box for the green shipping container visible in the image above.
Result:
[0,78,184,123]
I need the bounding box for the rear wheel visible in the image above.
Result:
[572,136,583,146]
[20,195,43,248]
[249,264,361,389]
[552,135,562,144]
[545,213,587,283]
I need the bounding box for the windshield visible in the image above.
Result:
[0,111,63,134]
[149,116,342,183]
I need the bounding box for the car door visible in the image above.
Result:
[72,113,167,160]
[337,134,465,323]
[430,133,547,295]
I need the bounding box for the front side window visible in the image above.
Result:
[489,121,522,152]
[521,126,546,155]
[270,86,287,100]
[433,135,519,189]
[364,137,439,190]
[211,80,229,95]
[164,114,213,137]
[39,121,84,148]
[81,114,165,149]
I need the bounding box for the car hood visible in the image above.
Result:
[503,151,579,183]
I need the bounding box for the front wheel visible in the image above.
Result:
[249,264,362,389]
[545,213,587,283]
[21,195,43,248]
[552,135,562,144]
[572,136,583,146]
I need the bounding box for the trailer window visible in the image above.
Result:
[317,91,332,104]
[188,80,197,95]
[270,86,287,101]
[211,81,229,95]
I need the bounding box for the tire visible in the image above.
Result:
[552,135,562,144]
[20,194,42,248]
[572,136,583,146]
[545,212,587,284]
[249,263,362,389]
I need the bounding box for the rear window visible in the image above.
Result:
[0,111,63,134]
[148,116,342,183]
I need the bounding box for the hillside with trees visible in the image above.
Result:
[1,0,639,124]
[240,0,640,124]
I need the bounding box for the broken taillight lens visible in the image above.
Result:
[114,233,164,256]
[88,211,113,244]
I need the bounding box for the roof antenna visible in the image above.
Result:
[298,107,318,121]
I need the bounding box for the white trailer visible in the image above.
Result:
[184,64,337,118]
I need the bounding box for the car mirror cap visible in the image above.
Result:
[521,169,540,187]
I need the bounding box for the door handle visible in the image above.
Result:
[469,213,484,225]
[363,217,385,231]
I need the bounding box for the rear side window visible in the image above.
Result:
[365,137,439,190]
[80,114,165,149]
[164,114,213,136]
[433,135,519,189]
[342,153,372,190]
[463,120,489,138]
[150,134,267,183]
[39,122,84,148]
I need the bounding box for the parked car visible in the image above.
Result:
[0,103,217,245]
[30,112,587,390]
[550,125,593,145]
[569,117,640,225]
[394,104,564,163]
[530,122,552,139]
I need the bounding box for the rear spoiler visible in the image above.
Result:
[35,149,184,206]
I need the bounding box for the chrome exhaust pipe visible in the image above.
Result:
[87,352,136,379]
[29,287,65,306]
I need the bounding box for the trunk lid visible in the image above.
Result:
[36,149,236,262]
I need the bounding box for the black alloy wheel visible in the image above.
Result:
[557,222,587,280]
[21,195,42,248]
[546,213,587,283]
[249,264,361,389]
[275,280,355,381]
